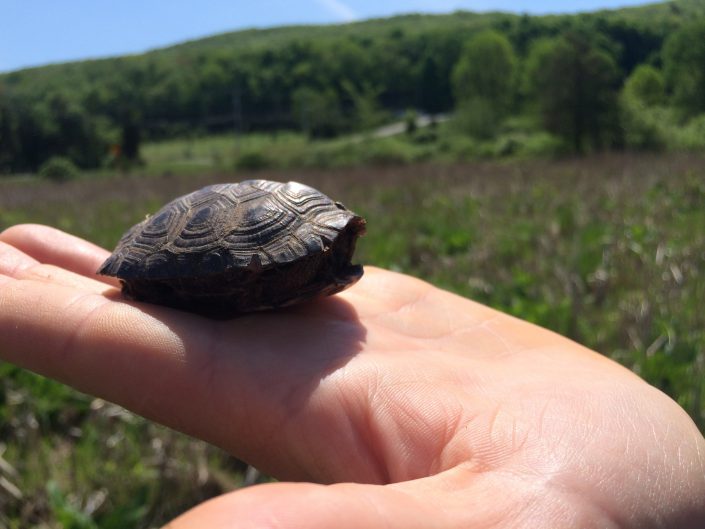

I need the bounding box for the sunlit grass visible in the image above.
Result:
[137,120,562,176]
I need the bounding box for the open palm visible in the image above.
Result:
[1,224,703,528]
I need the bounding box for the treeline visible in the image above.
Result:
[1,1,705,173]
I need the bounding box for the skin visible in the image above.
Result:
[0,224,703,528]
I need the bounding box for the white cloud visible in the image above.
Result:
[315,0,359,21]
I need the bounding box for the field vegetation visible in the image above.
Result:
[1,153,704,527]
[136,122,566,176]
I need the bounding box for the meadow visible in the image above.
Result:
[136,121,559,177]
[1,153,704,527]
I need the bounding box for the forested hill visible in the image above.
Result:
[2,0,705,173]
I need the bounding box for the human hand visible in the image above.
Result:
[1,224,703,528]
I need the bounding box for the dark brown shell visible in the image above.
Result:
[98,180,366,317]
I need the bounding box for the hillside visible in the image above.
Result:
[4,0,704,76]
[2,0,705,173]
[162,0,705,54]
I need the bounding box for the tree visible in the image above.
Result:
[121,111,142,162]
[418,55,443,115]
[0,89,108,173]
[46,93,108,168]
[619,66,668,151]
[292,86,344,138]
[524,32,620,153]
[590,17,663,75]
[452,30,516,114]
[623,65,665,107]
[342,81,387,132]
[663,19,705,116]
[0,89,20,173]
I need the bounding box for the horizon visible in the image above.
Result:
[1,0,654,74]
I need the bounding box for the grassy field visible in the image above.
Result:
[136,128,447,175]
[1,153,704,527]
[136,119,564,177]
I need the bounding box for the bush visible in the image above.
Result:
[516,132,568,157]
[234,150,270,171]
[452,97,503,139]
[404,109,418,135]
[619,96,669,151]
[361,138,414,166]
[672,114,705,150]
[38,156,79,181]
[410,127,438,144]
[438,135,481,161]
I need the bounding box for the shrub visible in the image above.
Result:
[38,156,79,181]
[439,135,480,161]
[360,138,414,166]
[452,97,503,140]
[516,132,568,157]
[404,109,418,135]
[673,114,705,150]
[411,127,438,144]
[234,150,270,171]
[619,96,669,151]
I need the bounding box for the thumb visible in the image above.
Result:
[164,480,454,529]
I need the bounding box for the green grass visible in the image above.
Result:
[136,122,573,177]
[138,129,432,175]
[1,153,704,527]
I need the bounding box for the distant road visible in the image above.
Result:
[372,113,449,138]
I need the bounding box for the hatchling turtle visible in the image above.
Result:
[98,180,366,317]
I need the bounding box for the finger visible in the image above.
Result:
[0,224,118,286]
[170,453,643,529]
[0,276,221,451]
[166,480,453,529]
[0,272,281,463]
[0,241,115,295]
[165,465,572,529]
[0,240,39,275]
[0,278,126,383]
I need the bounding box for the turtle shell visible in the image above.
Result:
[98,180,366,317]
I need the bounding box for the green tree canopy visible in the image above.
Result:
[291,86,344,138]
[623,64,665,107]
[619,65,668,151]
[663,19,705,115]
[524,32,620,153]
[451,30,516,138]
[451,30,516,114]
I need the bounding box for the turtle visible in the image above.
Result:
[97,180,366,317]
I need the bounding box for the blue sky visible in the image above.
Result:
[1,0,652,73]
